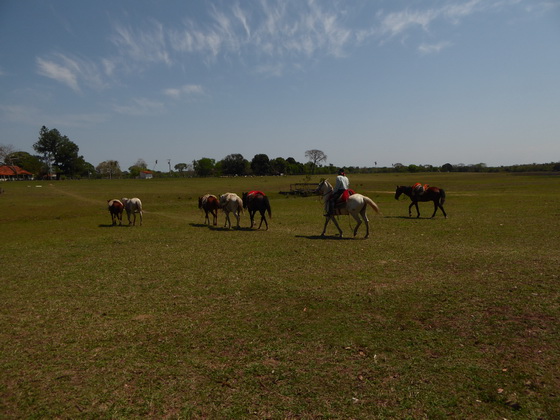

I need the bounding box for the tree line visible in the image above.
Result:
[1,127,559,179]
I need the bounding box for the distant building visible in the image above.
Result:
[0,165,34,181]
[140,170,153,179]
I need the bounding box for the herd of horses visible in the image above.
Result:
[108,182,446,238]
[107,197,143,226]
[199,191,272,230]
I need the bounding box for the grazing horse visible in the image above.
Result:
[219,193,243,229]
[107,199,124,226]
[198,194,220,226]
[121,197,143,226]
[395,185,447,218]
[242,191,272,230]
[316,180,381,238]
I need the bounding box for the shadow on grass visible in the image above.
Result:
[98,224,130,228]
[295,235,356,240]
[189,223,255,232]
[382,215,436,220]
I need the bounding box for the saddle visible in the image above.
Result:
[247,190,265,198]
[334,189,354,205]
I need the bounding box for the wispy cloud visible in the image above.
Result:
[36,53,106,92]
[112,98,165,116]
[164,84,205,99]
[418,41,453,55]
[111,22,172,66]
[0,104,108,127]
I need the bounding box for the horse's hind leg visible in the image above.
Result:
[439,204,447,219]
[431,201,438,218]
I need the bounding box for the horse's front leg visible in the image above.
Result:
[408,202,414,217]
[331,216,343,237]
[414,202,420,218]
[321,216,331,236]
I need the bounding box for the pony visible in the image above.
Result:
[219,193,243,229]
[316,180,381,238]
[198,194,220,226]
[242,191,272,230]
[394,185,447,218]
[107,199,124,226]
[121,197,143,226]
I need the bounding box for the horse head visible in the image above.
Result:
[395,186,405,200]
[316,179,332,195]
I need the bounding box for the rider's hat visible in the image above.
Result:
[338,168,345,175]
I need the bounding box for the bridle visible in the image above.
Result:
[317,180,332,197]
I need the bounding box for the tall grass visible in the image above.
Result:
[1,173,559,418]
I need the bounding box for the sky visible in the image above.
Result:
[1,0,559,171]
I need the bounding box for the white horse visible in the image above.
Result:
[219,193,243,229]
[316,180,381,238]
[121,197,143,226]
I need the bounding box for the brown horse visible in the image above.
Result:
[395,185,447,218]
[198,194,220,226]
[107,199,124,226]
[242,191,272,230]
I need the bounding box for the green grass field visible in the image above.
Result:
[1,173,559,419]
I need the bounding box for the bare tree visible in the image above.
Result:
[305,149,327,174]
[0,144,16,165]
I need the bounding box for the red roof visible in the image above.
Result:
[0,165,33,176]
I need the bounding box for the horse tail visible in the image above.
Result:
[264,195,272,218]
[363,196,381,215]
[237,197,244,213]
[439,189,446,205]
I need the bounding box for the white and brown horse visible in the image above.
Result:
[121,197,143,226]
[219,193,243,229]
[316,180,381,238]
[198,194,220,226]
[107,199,124,226]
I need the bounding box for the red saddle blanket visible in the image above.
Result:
[247,190,265,197]
[338,189,355,203]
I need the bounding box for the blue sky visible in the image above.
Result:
[1,0,559,170]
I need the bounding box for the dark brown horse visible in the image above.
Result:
[242,191,272,230]
[107,199,124,226]
[198,194,220,226]
[395,185,447,218]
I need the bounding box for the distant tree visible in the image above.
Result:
[269,157,287,175]
[33,126,86,178]
[193,157,215,177]
[128,159,148,178]
[441,163,454,172]
[251,154,271,175]
[305,149,327,174]
[134,158,148,169]
[221,153,249,176]
[6,151,42,175]
[285,157,304,175]
[96,160,122,179]
[0,144,16,165]
[174,162,190,176]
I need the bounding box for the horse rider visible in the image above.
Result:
[326,169,349,216]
